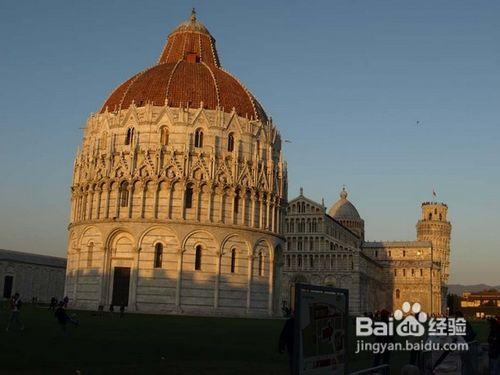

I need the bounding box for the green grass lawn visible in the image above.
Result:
[0,304,490,374]
[1,305,290,375]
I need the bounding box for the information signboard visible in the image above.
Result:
[293,284,349,375]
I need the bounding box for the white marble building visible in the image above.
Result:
[65,11,287,317]
[282,188,451,315]
[1,249,66,303]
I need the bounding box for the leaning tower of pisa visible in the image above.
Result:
[416,202,452,311]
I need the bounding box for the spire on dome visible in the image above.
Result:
[340,185,348,199]
[158,9,220,66]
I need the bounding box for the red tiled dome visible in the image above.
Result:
[100,11,267,122]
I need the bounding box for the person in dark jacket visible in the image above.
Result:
[279,314,295,374]
[373,309,391,367]
[55,301,78,334]
[488,317,500,375]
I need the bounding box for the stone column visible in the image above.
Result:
[153,183,160,219]
[219,188,225,223]
[246,255,254,313]
[214,251,222,309]
[270,202,276,232]
[128,247,141,312]
[180,183,187,220]
[104,186,111,219]
[166,184,173,219]
[207,185,214,223]
[73,249,81,304]
[88,190,94,220]
[73,195,79,222]
[127,184,133,218]
[266,198,271,230]
[250,191,256,228]
[98,246,108,307]
[96,189,102,219]
[259,194,264,229]
[194,186,201,221]
[175,250,183,311]
[140,184,146,218]
[229,189,236,225]
[241,191,247,226]
[268,255,274,316]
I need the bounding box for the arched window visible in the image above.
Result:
[403,250,406,257]
[87,242,94,267]
[403,269,406,277]
[194,128,203,148]
[228,133,234,152]
[230,248,236,273]
[396,289,400,299]
[394,269,397,276]
[258,252,264,276]
[233,193,239,214]
[154,243,163,268]
[195,245,202,270]
[428,213,432,220]
[125,128,134,145]
[286,255,290,268]
[309,255,314,268]
[160,127,169,146]
[439,213,442,220]
[297,255,302,268]
[185,185,193,209]
[120,181,129,207]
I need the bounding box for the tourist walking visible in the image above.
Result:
[6,293,24,332]
[55,301,79,334]
[279,313,295,375]
[49,297,58,311]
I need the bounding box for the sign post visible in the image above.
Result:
[293,283,349,375]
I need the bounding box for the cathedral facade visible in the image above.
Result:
[65,12,287,317]
[282,188,451,315]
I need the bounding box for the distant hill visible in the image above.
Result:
[448,284,500,296]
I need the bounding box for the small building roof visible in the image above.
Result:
[0,249,66,268]
[363,241,432,249]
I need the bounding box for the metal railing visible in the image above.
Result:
[349,364,390,375]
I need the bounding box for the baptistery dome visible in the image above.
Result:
[65,11,287,318]
[101,10,267,122]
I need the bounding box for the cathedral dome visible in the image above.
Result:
[328,187,361,220]
[100,10,267,122]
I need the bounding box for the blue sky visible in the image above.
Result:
[0,0,498,284]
